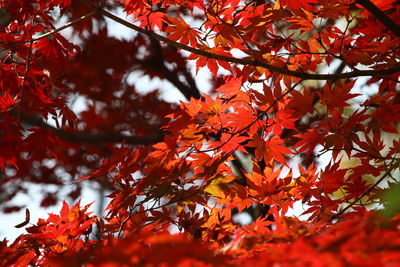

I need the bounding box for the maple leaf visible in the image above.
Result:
[367,104,400,134]
[319,162,347,194]
[137,12,168,31]
[247,134,292,165]
[50,0,72,8]
[287,87,315,117]
[209,132,249,153]
[120,0,150,16]
[286,9,315,32]
[225,108,257,131]
[269,110,297,136]
[245,165,281,198]
[165,15,201,47]
[215,77,243,99]
[294,127,326,156]
[318,80,360,112]
[0,91,19,112]
[187,45,232,76]
[280,0,318,10]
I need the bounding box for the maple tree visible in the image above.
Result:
[1,0,400,265]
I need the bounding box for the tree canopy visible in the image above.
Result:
[1,0,400,266]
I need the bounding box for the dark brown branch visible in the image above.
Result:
[356,0,400,37]
[161,64,202,100]
[78,0,400,81]
[146,38,202,100]
[20,113,163,145]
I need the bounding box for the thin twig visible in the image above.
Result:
[0,11,97,46]
[19,112,163,145]
[329,162,397,221]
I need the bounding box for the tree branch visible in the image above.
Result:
[356,0,400,37]
[20,113,163,145]
[145,38,202,100]
[78,0,400,81]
